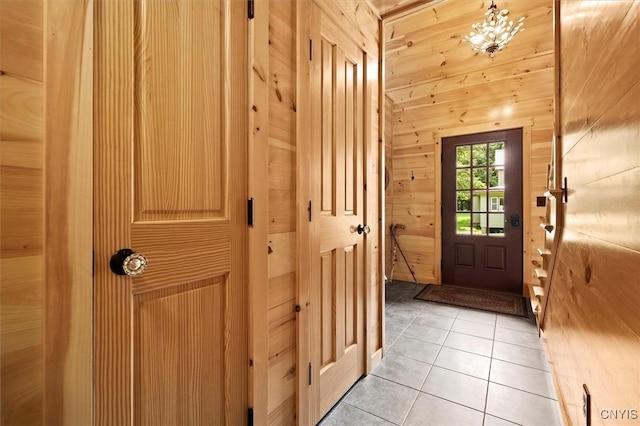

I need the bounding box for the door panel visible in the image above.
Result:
[94,1,247,424]
[442,129,523,293]
[311,4,366,421]
[133,0,225,221]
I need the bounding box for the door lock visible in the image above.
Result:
[110,248,148,276]
[356,224,371,235]
[510,214,520,227]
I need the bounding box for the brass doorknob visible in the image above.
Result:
[357,224,371,235]
[110,248,148,276]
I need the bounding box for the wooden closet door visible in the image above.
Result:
[310,3,367,421]
[94,1,248,424]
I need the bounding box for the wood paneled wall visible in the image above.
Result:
[1,1,44,423]
[2,1,93,424]
[384,96,394,277]
[266,1,298,423]
[544,2,640,425]
[44,1,93,424]
[384,0,554,288]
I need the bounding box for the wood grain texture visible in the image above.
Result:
[267,1,298,424]
[0,0,44,423]
[134,0,224,220]
[44,1,93,424]
[295,1,313,424]
[384,96,394,277]
[249,0,270,421]
[134,280,225,425]
[385,0,554,286]
[0,0,43,81]
[368,0,439,19]
[310,6,368,420]
[365,53,382,369]
[94,1,248,424]
[544,2,640,425]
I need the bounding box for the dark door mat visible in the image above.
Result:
[414,284,530,318]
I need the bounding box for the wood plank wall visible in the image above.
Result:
[544,2,640,425]
[384,0,554,288]
[267,1,298,423]
[2,2,92,424]
[44,1,93,424]
[384,96,394,277]
[0,1,44,424]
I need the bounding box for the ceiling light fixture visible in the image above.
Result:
[464,1,524,58]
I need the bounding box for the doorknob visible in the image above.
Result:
[110,248,148,276]
[357,224,371,235]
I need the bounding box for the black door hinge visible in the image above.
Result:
[248,407,254,426]
[308,200,312,222]
[309,39,313,61]
[248,0,254,19]
[308,362,312,385]
[248,198,254,227]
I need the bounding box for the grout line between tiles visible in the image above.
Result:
[340,401,402,425]
[385,283,561,426]
[399,390,421,425]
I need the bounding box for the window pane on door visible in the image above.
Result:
[456,169,470,190]
[472,213,485,235]
[456,213,471,234]
[472,144,487,166]
[456,146,471,167]
[457,191,471,212]
[473,168,487,189]
[489,142,505,165]
[488,213,505,236]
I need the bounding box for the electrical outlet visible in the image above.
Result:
[583,384,591,426]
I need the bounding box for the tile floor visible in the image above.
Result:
[319,281,563,426]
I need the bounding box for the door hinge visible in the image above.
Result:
[248,0,254,19]
[248,407,254,426]
[248,198,254,227]
[308,362,312,385]
[309,39,313,61]
[92,251,95,276]
[308,200,312,222]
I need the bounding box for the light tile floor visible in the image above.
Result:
[319,281,563,426]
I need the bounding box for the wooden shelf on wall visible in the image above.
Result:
[537,247,552,256]
[534,268,548,279]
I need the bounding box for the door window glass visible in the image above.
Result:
[454,141,506,236]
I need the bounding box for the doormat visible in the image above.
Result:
[414,284,529,318]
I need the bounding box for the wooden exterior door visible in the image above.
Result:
[442,129,523,294]
[94,1,248,424]
[309,4,367,421]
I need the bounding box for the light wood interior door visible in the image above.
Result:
[94,1,247,424]
[310,3,366,421]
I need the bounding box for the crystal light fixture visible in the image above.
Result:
[464,1,524,58]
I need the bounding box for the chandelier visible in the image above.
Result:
[463,1,524,57]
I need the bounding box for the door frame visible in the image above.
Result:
[435,120,534,294]
[296,0,382,422]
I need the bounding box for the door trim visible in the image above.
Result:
[248,0,269,421]
[435,119,533,294]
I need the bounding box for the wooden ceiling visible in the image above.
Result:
[368,0,441,19]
